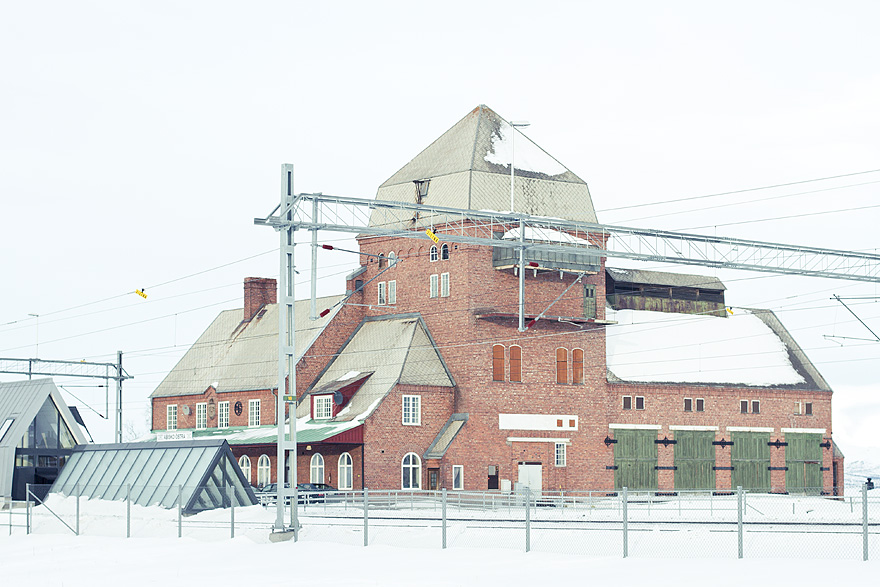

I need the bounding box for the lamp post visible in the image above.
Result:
[509,121,530,212]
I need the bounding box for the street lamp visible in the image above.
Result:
[509,120,530,212]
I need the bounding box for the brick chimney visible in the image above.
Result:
[244,277,277,321]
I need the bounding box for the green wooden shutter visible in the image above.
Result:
[785,433,822,495]
[674,430,716,490]
[731,432,771,492]
[614,429,658,490]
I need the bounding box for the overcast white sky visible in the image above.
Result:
[1,2,878,467]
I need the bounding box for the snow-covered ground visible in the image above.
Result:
[2,493,879,586]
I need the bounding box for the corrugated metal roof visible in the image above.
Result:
[607,268,727,291]
[50,439,256,513]
[371,105,597,225]
[425,414,468,459]
[150,295,344,398]
[0,378,88,498]
[298,315,454,424]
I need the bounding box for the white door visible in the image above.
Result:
[517,463,542,495]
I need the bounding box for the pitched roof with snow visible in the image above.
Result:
[607,268,727,291]
[371,104,596,225]
[150,295,344,398]
[297,314,455,424]
[606,307,829,389]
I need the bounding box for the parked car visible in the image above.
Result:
[296,482,337,503]
[257,483,290,504]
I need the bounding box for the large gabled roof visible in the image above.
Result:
[0,378,88,498]
[150,295,344,398]
[371,105,597,225]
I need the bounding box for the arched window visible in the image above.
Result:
[510,345,522,382]
[440,244,449,260]
[378,254,387,269]
[429,245,438,262]
[556,348,568,384]
[238,455,252,484]
[388,251,397,267]
[338,452,353,490]
[310,453,325,484]
[402,452,421,489]
[492,344,505,381]
[572,348,584,384]
[257,454,271,487]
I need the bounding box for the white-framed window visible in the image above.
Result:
[441,243,449,260]
[402,452,421,489]
[751,400,760,414]
[388,280,397,304]
[310,453,324,483]
[740,399,749,414]
[338,452,353,490]
[622,396,632,410]
[804,401,813,416]
[635,396,645,410]
[555,442,567,467]
[440,272,450,297]
[257,454,271,487]
[696,398,705,412]
[429,274,439,298]
[238,455,251,484]
[388,251,397,266]
[248,399,260,427]
[402,395,421,426]
[167,404,178,430]
[684,398,693,412]
[196,402,207,429]
[452,465,463,490]
[218,401,230,429]
[430,245,438,262]
[378,281,386,305]
[314,395,333,420]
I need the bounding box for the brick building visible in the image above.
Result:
[149,105,843,495]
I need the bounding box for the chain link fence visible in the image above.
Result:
[7,484,879,560]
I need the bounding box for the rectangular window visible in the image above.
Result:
[509,345,522,382]
[167,404,178,430]
[584,284,596,319]
[452,465,463,490]
[555,443,567,467]
[378,281,386,305]
[695,398,705,412]
[314,395,333,419]
[635,396,645,410]
[218,401,229,429]
[740,400,749,414]
[556,348,568,384]
[402,395,421,425]
[751,400,760,414]
[196,402,207,429]
[430,274,439,298]
[622,396,632,410]
[440,272,450,297]
[492,345,505,381]
[388,280,397,304]
[248,399,260,427]
[572,349,584,384]
[684,398,693,412]
[805,402,812,416]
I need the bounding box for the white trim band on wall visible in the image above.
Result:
[668,425,719,432]
[609,423,662,430]
[506,437,571,444]
[781,427,827,434]
[726,426,774,433]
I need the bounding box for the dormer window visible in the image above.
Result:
[313,395,333,420]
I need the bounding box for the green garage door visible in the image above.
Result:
[731,432,771,492]
[674,430,716,490]
[785,433,822,495]
[614,429,658,490]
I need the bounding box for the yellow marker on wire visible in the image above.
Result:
[135,288,148,299]
[425,229,440,244]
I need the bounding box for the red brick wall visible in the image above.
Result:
[244,277,277,321]
[151,387,277,430]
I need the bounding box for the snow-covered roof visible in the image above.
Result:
[371,105,597,226]
[150,295,344,398]
[606,307,828,389]
[502,226,592,246]
[607,268,726,291]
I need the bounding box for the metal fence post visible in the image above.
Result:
[25,483,30,535]
[363,488,369,547]
[126,484,131,538]
[442,488,447,549]
[737,486,743,559]
[622,487,628,558]
[229,485,235,540]
[524,486,531,553]
[863,483,869,562]
[178,485,182,538]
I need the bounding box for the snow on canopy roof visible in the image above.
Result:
[606,307,823,388]
[371,105,597,226]
[607,268,726,291]
[502,226,592,246]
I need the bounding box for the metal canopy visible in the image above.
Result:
[255,192,880,283]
